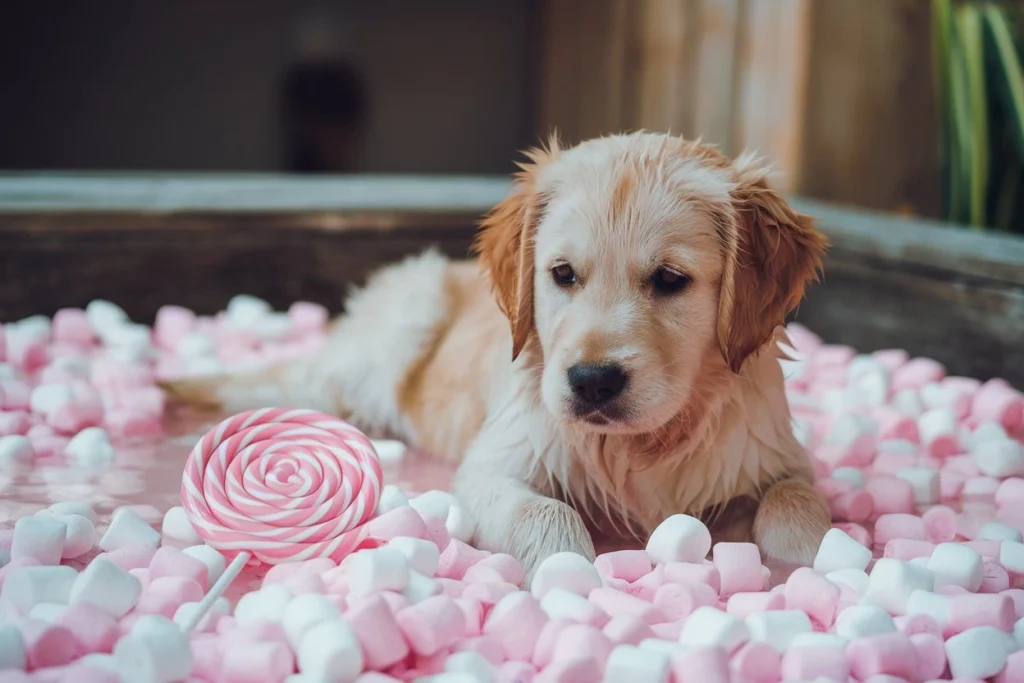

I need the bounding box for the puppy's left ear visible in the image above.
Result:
[473,137,559,360]
[717,157,828,373]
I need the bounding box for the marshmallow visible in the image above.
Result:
[907,590,952,627]
[409,489,456,521]
[445,651,494,683]
[712,542,763,596]
[645,514,711,564]
[29,383,74,415]
[864,558,935,614]
[745,610,813,652]
[831,467,866,488]
[53,513,95,559]
[347,547,411,595]
[10,514,66,565]
[160,507,202,544]
[945,625,1017,679]
[182,545,227,586]
[0,435,32,468]
[0,623,25,670]
[835,604,897,638]
[47,501,97,525]
[895,467,940,504]
[813,528,871,574]
[64,427,116,468]
[370,439,407,464]
[602,644,670,683]
[99,508,160,552]
[223,641,295,683]
[927,543,984,592]
[677,606,748,652]
[234,584,294,626]
[846,632,918,681]
[404,570,440,603]
[396,595,467,656]
[377,485,410,515]
[445,504,476,544]
[780,644,850,682]
[784,567,841,627]
[974,439,1024,478]
[980,521,1024,543]
[483,591,548,661]
[539,588,608,626]
[282,593,341,649]
[68,557,141,617]
[1000,541,1024,575]
[389,536,441,577]
[85,300,129,332]
[826,568,870,595]
[113,615,193,683]
[173,598,229,632]
[346,594,410,670]
[531,552,602,599]
[27,601,67,621]
[917,408,961,457]
[20,619,78,670]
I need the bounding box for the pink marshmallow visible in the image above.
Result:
[148,546,209,591]
[473,554,525,586]
[883,539,935,561]
[288,302,329,332]
[461,581,518,608]
[601,614,654,646]
[628,565,665,601]
[874,514,927,548]
[780,645,850,682]
[946,594,1016,636]
[730,642,781,683]
[363,505,429,542]
[834,522,873,547]
[436,540,488,580]
[847,632,918,681]
[593,550,652,583]
[922,505,957,543]
[153,306,196,349]
[93,544,157,572]
[725,591,785,618]
[57,602,119,654]
[587,587,665,625]
[981,559,1011,593]
[712,542,764,596]
[222,642,294,683]
[531,618,571,669]
[0,411,31,436]
[892,358,945,392]
[20,620,79,670]
[663,561,721,594]
[995,650,1024,683]
[453,635,505,664]
[894,613,941,637]
[532,657,600,683]
[972,384,1024,431]
[784,568,840,627]
[865,476,917,516]
[910,632,948,681]
[670,645,730,683]
[483,592,549,661]
[550,624,612,671]
[653,582,715,621]
[347,594,411,669]
[419,513,452,551]
[996,478,1024,509]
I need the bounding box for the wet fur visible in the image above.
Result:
[163,132,831,578]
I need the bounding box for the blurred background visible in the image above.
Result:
[2,0,1021,231]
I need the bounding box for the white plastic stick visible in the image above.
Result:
[181,551,249,634]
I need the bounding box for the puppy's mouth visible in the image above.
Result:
[570,402,628,427]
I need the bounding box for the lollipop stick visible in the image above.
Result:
[182,550,250,634]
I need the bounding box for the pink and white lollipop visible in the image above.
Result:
[181,407,384,565]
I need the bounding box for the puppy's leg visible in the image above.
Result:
[453,463,594,584]
[752,478,830,565]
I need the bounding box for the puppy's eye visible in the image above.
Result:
[551,263,577,287]
[652,267,691,294]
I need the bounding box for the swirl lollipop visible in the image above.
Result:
[178,407,384,631]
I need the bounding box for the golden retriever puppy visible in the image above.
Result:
[165,132,831,578]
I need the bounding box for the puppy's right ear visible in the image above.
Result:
[473,138,559,360]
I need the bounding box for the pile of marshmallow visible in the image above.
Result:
[0,297,328,469]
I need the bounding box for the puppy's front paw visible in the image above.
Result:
[479,497,595,584]
[753,478,830,565]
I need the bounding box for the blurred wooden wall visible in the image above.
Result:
[536,0,940,216]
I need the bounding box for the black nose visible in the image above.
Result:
[567,363,628,406]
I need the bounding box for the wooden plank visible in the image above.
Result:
[733,0,812,190]
[630,0,695,134]
[693,0,742,154]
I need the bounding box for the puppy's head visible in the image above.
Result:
[476,132,826,434]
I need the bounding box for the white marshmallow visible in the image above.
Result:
[0,435,32,468]
[979,521,1023,543]
[182,545,227,586]
[11,514,66,565]
[446,504,476,544]
[0,623,26,670]
[790,632,849,649]
[645,514,712,564]
[539,588,600,622]
[377,485,410,515]
[603,644,670,683]
[69,557,142,617]
[408,490,456,522]
[444,651,494,683]
[347,546,410,595]
[967,421,1009,450]
[29,602,68,622]
[370,439,407,464]
[834,604,897,639]
[813,528,871,574]
[530,552,602,599]
[918,408,958,445]
[1,565,78,613]
[114,614,193,683]
[101,323,152,355]
[86,300,129,332]
[892,388,924,417]
[638,638,685,657]
[1000,541,1024,574]
[826,414,878,447]
[678,606,749,651]
[54,513,96,559]
[176,332,217,358]
[173,598,228,632]
[863,558,935,614]
[844,369,889,408]
[906,590,951,627]
[99,507,160,552]
[1016,617,1024,649]
[927,543,983,591]
[297,619,363,683]
[29,383,74,415]
[404,571,440,604]
[792,417,813,448]
[877,439,919,455]
[745,610,813,652]
[64,427,116,468]
[161,506,202,544]
[921,382,959,410]
[234,583,294,626]
[282,593,341,649]
[47,501,97,524]
[226,295,272,329]
[0,363,16,381]
[185,357,224,377]
[974,439,1024,478]
[830,467,865,489]
[848,355,887,382]
[896,467,941,505]
[388,537,441,577]
[945,626,1017,679]
[825,568,870,595]
[79,653,120,674]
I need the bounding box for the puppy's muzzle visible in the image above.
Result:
[567,362,628,410]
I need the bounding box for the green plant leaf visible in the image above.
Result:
[955,4,989,227]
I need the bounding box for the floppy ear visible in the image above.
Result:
[473,139,558,360]
[717,157,828,373]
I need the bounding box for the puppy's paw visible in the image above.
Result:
[158,376,225,413]
[478,497,595,585]
[753,478,830,566]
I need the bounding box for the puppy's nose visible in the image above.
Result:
[568,362,628,406]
